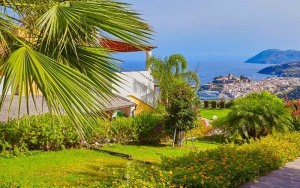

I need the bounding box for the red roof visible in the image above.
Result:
[100,38,156,52]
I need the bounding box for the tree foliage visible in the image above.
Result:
[146,54,199,105]
[165,81,199,147]
[214,92,293,140]
[0,0,152,135]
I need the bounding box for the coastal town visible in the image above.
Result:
[199,74,300,100]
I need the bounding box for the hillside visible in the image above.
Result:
[245,49,300,64]
[258,62,300,77]
[287,87,300,99]
[278,86,300,100]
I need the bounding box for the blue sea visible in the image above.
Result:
[120,61,274,85]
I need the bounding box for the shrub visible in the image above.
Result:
[285,98,300,130]
[110,117,136,144]
[0,114,81,156]
[82,117,111,144]
[214,92,293,141]
[161,132,300,187]
[107,162,173,188]
[188,120,214,138]
[134,113,167,144]
[0,114,115,156]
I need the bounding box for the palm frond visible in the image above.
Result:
[36,0,152,56]
[0,45,112,125]
[62,46,124,95]
[180,71,200,90]
[0,0,153,138]
[166,54,187,74]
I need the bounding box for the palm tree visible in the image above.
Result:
[0,1,152,134]
[146,54,199,105]
[217,92,293,140]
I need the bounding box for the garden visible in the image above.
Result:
[0,1,300,187]
[1,53,300,187]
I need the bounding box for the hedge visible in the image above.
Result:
[0,113,167,157]
[0,114,81,157]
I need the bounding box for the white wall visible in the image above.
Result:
[113,71,157,106]
[0,76,11,95]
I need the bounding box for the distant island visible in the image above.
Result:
[245,49,300,64]
[258,61,300,78]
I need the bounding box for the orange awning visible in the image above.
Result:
[100,38,156,52]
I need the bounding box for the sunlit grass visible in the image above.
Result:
[0,138,221,187]
[200,108,230,119]
[102,140,220,163]
[0,149,128,187]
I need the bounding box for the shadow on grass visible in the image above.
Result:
[65,163,126,186]
[196,135,225,144]
[126,142,170,148]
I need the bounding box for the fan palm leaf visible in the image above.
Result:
[0,0,153,138]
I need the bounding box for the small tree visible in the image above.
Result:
[166,81,199,147]
[214,92,292,141]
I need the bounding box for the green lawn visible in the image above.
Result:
[200,108,230,120]
[102,140,219,163]
[0,149,128,187]
[0,140,221,187]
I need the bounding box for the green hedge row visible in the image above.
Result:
[0,113,166,157]
[0,114,81,157]
[160,132,300,187]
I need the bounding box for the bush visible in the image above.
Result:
[188,120,214,138]
[134,113,167,144]
[0,114,114,156]
[110,162,173,188]
[214,92,293,141]
[0,114,81,157]
[0,112,171,157]
[110,117,136,144]
[161,132,300,187]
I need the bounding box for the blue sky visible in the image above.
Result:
[116,0,300,63]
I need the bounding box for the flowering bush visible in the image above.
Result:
[113,162,173,188]
[161,132,300,187]
[285,97,300,130]
[134,113,167,144]
[92,162,173,188]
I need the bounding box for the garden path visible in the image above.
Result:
[240,158,300,188]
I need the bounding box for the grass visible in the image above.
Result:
[0,149,128,187]
[102,140,220,163]
[200,108,230,120]
[0,138,221,187]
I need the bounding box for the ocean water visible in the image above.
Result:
[194,61,274,84]
[120,61,274,85]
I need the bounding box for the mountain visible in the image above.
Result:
[258,62,300,77]
[245,49,300,64]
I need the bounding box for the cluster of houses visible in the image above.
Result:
[202,73,251,91]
